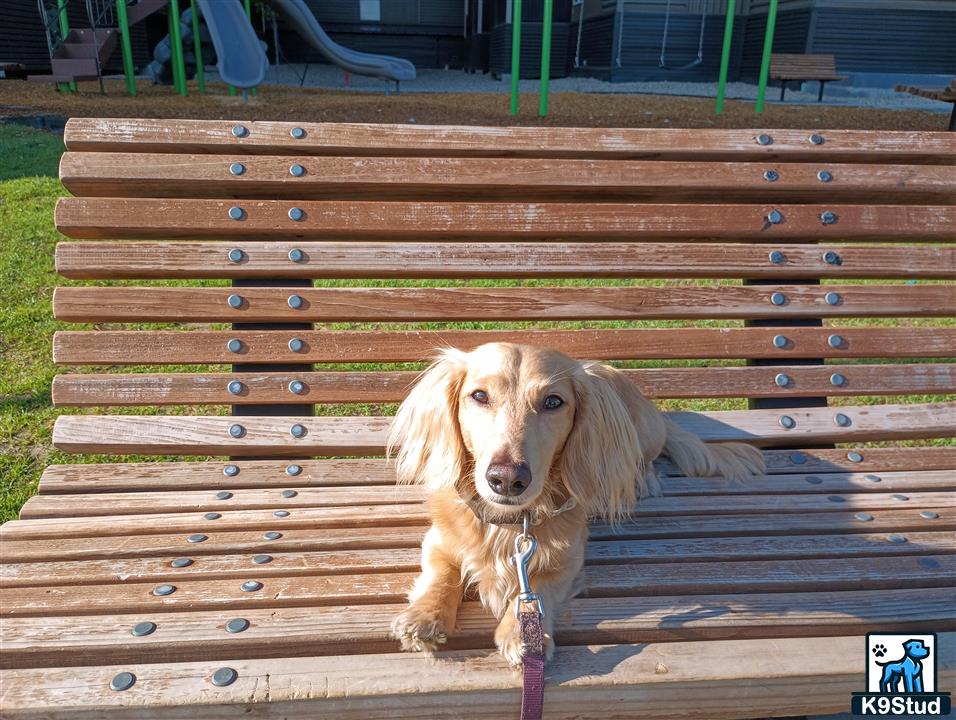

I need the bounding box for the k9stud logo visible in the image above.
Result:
[851,633,951,716]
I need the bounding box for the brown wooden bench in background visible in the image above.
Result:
[1,120,955,718]
[771,53,846,102]
[896,78,956,131]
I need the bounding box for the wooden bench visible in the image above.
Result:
[896,78,956,131]
[770,53,846,102]
[1,119,955,718]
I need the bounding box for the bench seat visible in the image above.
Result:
[4,449,955,717]
[1,120,954,718]
[896,78,956,131]
[770,53,847,102]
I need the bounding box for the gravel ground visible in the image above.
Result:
[1,74,950,131]
[253,63,950,113]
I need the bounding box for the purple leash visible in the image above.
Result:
[512,516,546,720]
[519,610,545,720]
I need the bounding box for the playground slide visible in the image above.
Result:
[196,0,269,88]
[271,0,416,84]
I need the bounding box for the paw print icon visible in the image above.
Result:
[872,643,887,658]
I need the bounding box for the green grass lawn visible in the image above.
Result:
[0,123,951,523]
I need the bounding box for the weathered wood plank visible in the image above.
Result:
[49,403,956,455]
[3,555,953,617]
[58,153,956,203]
[1,525,427,562]
[4,501,952,543]
[4,634,939,720]
[2,590,953,669]
[0,635,890,720]
[4,507,950,560]
[62,119,956,164]
[18,485,424,518]
[53,327,956,365]
[4,533,952,588]
[55,198,956,241]
[50,285,956,323]
[17,476,956,519]
[51,363,956,406]
[55,241,956,281]
[35,448,956,495]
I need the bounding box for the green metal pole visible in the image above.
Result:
[56,0,77,92]
[190,0,205,93]
[115,0,137,95]
[714,0,736,115]
[168,0,187,95]
[755,0,778,114]
[509,0,522,116]
[538,0,553,117]
[244,0,256,96]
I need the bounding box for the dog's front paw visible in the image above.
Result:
[390,605,449,654]
[494,614,555,667]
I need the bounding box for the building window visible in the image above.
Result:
[359,0,381,21]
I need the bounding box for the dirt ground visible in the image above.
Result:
[0,77,949,130]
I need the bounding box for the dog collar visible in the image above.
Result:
[456,488,578,528]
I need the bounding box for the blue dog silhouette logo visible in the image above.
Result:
[852,632,951,716]
[874,638,930,693]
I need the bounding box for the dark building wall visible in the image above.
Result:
[489,0,573,24]
[810,7,956,74]
[610,10,746,81]
[279,0,464,68]
[308,0,466,25]
[571,11,616,69]
[279,27,464,69]
[568,8,745,82]
[739,8,810,76]
[489,21,572,77]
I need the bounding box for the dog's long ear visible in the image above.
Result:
[387,348,468,491]
[559,363,644,523]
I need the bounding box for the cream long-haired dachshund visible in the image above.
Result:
[387,342,764,665]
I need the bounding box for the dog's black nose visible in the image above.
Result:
[485,462,532,497]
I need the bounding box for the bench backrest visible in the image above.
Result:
[770,54,839,78]
[51,120,956,473]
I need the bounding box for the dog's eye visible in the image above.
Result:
[543,395,564,410]
[470,390,489,404]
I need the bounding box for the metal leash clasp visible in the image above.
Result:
[512,514,545,618]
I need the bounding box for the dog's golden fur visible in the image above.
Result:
[387,342,764,665]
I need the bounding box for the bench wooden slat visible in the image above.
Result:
[897,83,956,103]
[770,53,844,81]
[19,481,954,519]
[55,198,956,241]
[58,153,956,204]
[3,507,950,562]
[34,449,956,495]
[18,485,421,518]
[62,118,956,164]
[5,635,953,719]
[49,403,956,456]
[52,327,956,365]
[24,469,956,517]
[5,554,954,618]
[54,241,956,280]
[1,525,426,562]
[50,285,955,323]
[4,504,949,547]
[51,363,956,406]
[0,638,865,719]
[6,635,953,720]
[5,532,951,588]
[2,591,953,670]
